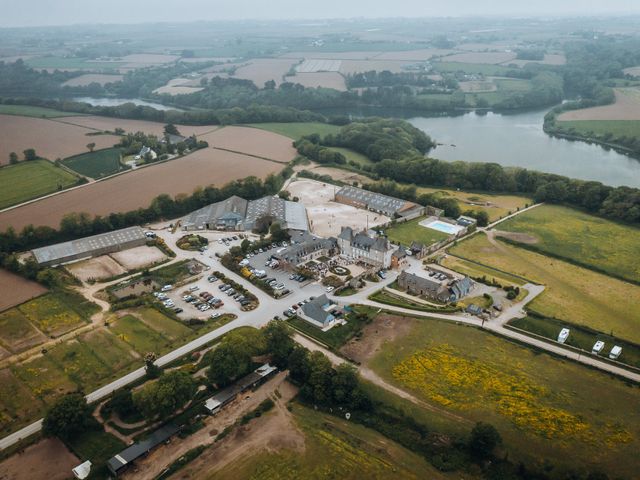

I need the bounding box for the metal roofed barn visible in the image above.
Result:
[31,226,147,267]
[107,422,180,476]
[335,185,424,218]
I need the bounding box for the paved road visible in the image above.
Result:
[3,206,639,451]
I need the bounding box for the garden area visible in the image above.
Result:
[176,234,209,251]
[61,147,125,179]
[383,216,449,247]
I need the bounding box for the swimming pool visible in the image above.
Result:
[419,219,464,235]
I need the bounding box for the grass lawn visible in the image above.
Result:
[288,305,376,350]
[383,216,449,247]
[330,147,374,167]
[465,78,534,107]
[17,292,89,337]
[0,308,43,353]
[47,339,114,389]
[11,354,77,401]
[0,160,79,209]
[110,314,171,354]
[369,316,640,478]
[497,204,640,283]
[0,369,45,435]
[246,122,340,139]
[79,329,139,372]
[0,104,82,118]
[441,255,527,287]
[509,315,640,369]
[449,233,640,343]
[557,119,640,139]
[61,147,124,179]
[369,290,458,313]
[415,186,530,222]
[147,260,194,284]
[132,307,191,341]
[67,427,126,478]
[213,403,454,480]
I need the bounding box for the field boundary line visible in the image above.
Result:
[210,146,290,165]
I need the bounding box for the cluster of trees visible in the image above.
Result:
[492,72,564,110]
[295,118,435,165]
[118,128,207,160]
[7,148,38,164]
[133,371,196,420]
[346,70,457,89]
[368,158,639,224]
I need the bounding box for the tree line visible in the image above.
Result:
[294,120,640,225]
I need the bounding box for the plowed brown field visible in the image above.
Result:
[55,116,219,137]
[202,126,295,163]
[558,88,640,121]
[0,115,120,165]
[0,148,282,230]
[0,269,47,312]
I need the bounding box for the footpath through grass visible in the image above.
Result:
[449,233,640,343]
[498,204,640,283]
[61,147,124,179]
[0,160,79,209]
[369,315,640,478]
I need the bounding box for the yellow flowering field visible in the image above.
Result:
[369,316,640,477]
[18,293,85,336]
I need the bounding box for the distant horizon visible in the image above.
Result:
[1,0,640,28]
[3,12,640,29]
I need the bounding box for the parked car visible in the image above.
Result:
[210,312,221,319]
[207,275,218,282]
[189,285,199,292]
[173,307,183,314]
[326,286,335,292]
[161,284,173,292]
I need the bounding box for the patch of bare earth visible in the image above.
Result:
[0,269,47,312]
[0,438,79,480]
[61,73,123,86]
[341,313,416,364]
[66,255,127,282]
[110,245,167,270]
[123,372,300,480]
[169,381,304,480]
[201,126,296,163]
[494,231,539,245]
[54,116,218,137]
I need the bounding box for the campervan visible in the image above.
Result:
[592,340,605,355]
[557,328,570,344]
[609,345,622,360]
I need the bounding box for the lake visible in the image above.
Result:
[408,110,640,188]
[72,97,182,111]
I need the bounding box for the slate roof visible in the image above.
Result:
[338,227,390,252]
[301,294,334,326]
[336,185,415,216]
[107,423,180,474]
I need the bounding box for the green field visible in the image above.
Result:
[0,369,45,435]
[369,316,640,478]
[67,428,126,479]
[330,147,374,167]
[110,314,172,354]
[384,216,450,247]
[17,291,94,337]
[557,119,640,139]
[0,104,82,118]
[449,233,640,343]
[61,147,124,179]
[0,309,43,353]
[133,307,191,340]
[498,204,640,283]
[0,160,79,209]
[213,403,457,480]
[441,255,527,287]
[247,122,340,139]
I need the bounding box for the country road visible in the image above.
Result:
[2,200,638,452]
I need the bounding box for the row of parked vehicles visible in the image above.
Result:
[218,282,253,307]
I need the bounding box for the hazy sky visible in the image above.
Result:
[1,0,639,27]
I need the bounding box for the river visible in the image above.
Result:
[72,97,182,111]
[408,109,640,188]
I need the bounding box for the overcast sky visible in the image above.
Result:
[1,0,639,27]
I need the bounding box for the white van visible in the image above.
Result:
[161,284,173,292]
[609,345,622,360]
[557,328,570,344]
[592,340,605,355]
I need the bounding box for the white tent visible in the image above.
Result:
[72,460,92,480]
